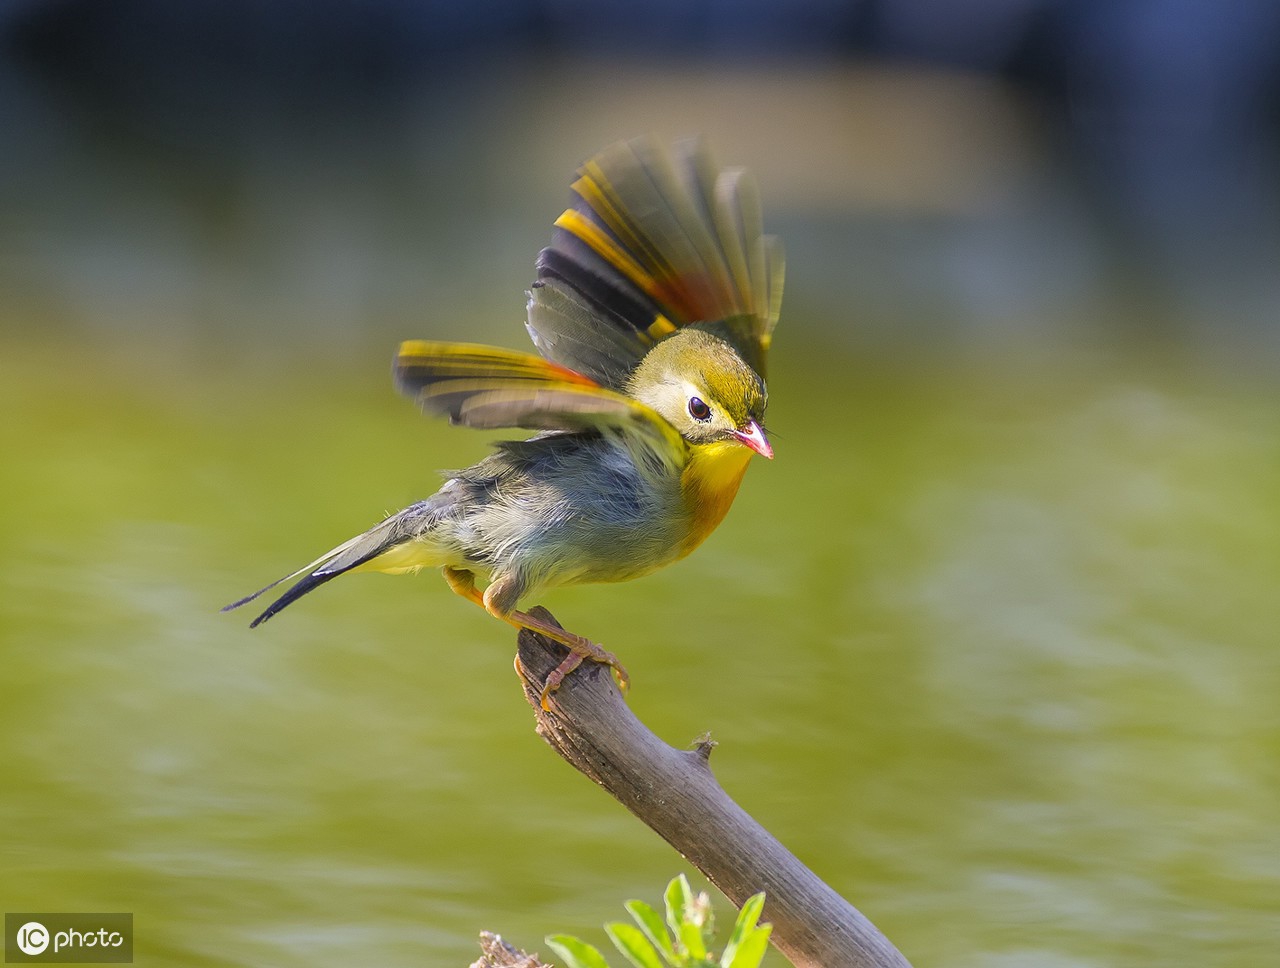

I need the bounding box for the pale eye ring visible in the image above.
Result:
[688,396,712,421]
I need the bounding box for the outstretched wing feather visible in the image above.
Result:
[393,341,682,452]
[527,137,784,385]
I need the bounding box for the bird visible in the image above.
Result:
[224,137,784,705]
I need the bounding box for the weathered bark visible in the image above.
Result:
[511,607,913,968]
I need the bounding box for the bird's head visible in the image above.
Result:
[626,329,772,459]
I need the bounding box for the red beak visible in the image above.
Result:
[733,419,774,459]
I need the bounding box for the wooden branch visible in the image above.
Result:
[513,607,913,968]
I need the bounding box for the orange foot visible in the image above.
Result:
[444,567,630,709]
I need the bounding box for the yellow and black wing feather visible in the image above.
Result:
[527,138,784,386]
[393,340,682,452]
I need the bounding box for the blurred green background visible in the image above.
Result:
[2,3,1279,966]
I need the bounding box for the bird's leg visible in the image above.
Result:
[494,602,631,708]
[441,567,630,707]
[442,566,487,607]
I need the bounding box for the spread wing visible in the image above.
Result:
[393,340,683,455]
[527,137,785,387]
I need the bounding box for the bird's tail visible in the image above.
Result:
[222,502,443,627]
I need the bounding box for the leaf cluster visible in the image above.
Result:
[546,875,771,968]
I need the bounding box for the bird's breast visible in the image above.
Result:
[678,440,753,557]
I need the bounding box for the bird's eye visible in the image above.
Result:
[688,396,712,421]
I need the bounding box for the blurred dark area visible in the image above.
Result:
[3,0,1279,361]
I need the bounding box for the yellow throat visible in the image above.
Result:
[679,439,754,557]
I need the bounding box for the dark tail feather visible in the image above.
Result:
[222,508,432,627]
[236,540,390,628]
[246,567,350,628]
[222,575,294,614]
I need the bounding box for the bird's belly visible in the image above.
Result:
[531,511,690,588]
[416,436,752,594]
[488,444,750,588]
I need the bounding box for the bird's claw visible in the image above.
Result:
[535,643,630,710]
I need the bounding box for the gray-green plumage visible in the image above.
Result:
[224,136,783,644]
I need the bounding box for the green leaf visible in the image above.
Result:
[718,892,766,966]
[546,934,613,968]
[624,900,677,963]
[664,875,693,939]
[678,919,707,961]
[724,925,773,968]
[605,922,665,968]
